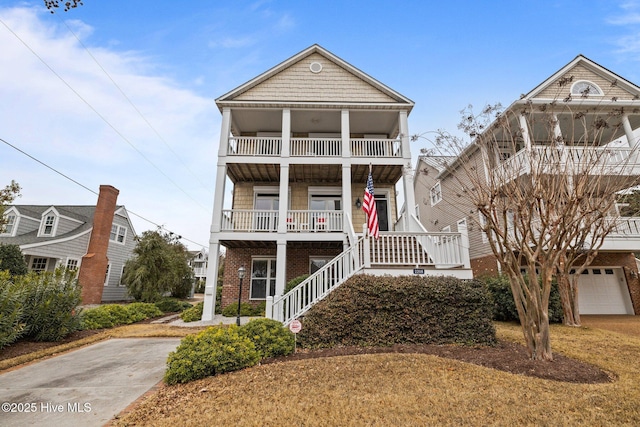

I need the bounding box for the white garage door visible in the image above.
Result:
[577,268,634,315]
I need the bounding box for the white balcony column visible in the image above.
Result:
[275,239,287,297]
[342,164,352,227]
[518,113,532,150]
[552,113,564,146]
[277,165,290,233]
[282,109,291,157]
[341,109,350,158]
[201,240,220,321]
[399,111,416,217]
[210,164,227,234]
[219,107,232,156]
[622,114,638,148]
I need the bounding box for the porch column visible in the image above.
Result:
[277,164,289,233]
[210,108,232,234]
[341,109,350,157]
[622,114,637,148]
[342,164,352,232]
[282,109,291,157]
[399,111,416,218]
[201,241,220,321]
[275,239,287,297]
[518,114,532,150]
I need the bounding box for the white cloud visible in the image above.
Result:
[0,6,218,249]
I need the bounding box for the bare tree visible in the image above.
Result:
[419,97,640,359]
[43,1,84,13]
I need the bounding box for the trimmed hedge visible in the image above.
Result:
[238,318,294,358]
[80,303,162,329]
[164,326,260,385]
[155,298,193,313]
[180,301,203,322]
[482,275,563,323]
[298,275,496,348]
[221,301,265,317]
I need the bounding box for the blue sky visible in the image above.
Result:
[1,0,640,249]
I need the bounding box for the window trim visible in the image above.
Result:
[110,224,127,244]
[478,212,489,243]
[31,257,48,272]
[249,257,277,300]
[104,263,111,286]
[570,80,603,97]
[430,181,442,206]
[65,257,80,271]
[1,212,17,236]
[38,210,59,237]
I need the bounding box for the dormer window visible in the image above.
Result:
[571,80,603,97]
[38,211,58,237]
[1,213,16,236]
[110,224,127,244]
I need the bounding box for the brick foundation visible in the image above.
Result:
[78,185,119,304]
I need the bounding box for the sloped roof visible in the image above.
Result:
[216,44,414,110]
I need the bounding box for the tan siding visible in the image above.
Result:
[235,53,397,103]
[535,64,635,100]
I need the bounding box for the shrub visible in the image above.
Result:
[221,302,260,317]
[298,275,496,348]
[81,302,162,329]
[483,275,563,323]
[284,274,309,294]
[164,326,260,385]
[239,318,294,358]
[180,301,203,322]
[155,298,193,313]
[19,269,82,341]
[0,244,28,277]
[0,271,26,349]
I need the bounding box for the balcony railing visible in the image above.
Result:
[495,145,640,181]
[226,136,402,158]
[221,210,344,232]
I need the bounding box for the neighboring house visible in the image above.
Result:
[416,55,640,315]
[188,248,208,285]
[0,185,136,303]
[202,45,472,323]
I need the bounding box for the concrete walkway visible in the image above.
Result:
[0,338,181,427]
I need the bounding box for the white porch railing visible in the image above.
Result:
[221,210,344,232]
[611,216,640,236]
[290,138,341,156]
[228,136,282,156]
[368,232,468,267]
[351,138,402,157]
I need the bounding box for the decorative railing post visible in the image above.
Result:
[265,296,274,321]
[458,223,471,269]
[362,223,371,268]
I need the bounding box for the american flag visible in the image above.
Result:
[362,171,379,239]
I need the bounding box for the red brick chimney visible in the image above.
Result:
[78,185,120,304]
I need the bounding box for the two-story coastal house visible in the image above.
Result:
[202,45,473,323]
[0,185,135,303]
[416,55,640,315]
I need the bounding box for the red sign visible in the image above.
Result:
[289,319,302,334]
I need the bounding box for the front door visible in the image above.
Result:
[375,197,389,232]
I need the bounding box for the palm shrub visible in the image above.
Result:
[164,326,260,385]
[0,271,27,349]
[19,268,82,341]
[239,318,294,358]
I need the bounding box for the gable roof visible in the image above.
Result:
[216,44,414,110]
[521,54,640,103]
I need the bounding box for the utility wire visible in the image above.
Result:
[0,16,211,214]
[1,136,207,248]
[55,14,213,193]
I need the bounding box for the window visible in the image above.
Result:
[571,80,603,97]
[430,182,442,206]
[66,258,79,271]
[441,225,451,232]
[31,257,48,272]
[110,224,127,244]
[250,259,276,300]
[104,264,111,286]
[310,258,332,275]
[1,214,16,235]
[41,214,56,236]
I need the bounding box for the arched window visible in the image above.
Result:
[571,80,603,97]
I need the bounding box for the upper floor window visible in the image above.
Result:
[110,224,127,244]
[1,214,16,235]
[571,80,603,97]
[430,182,442,206]
[39,214,57,236]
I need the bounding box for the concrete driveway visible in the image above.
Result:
[0,338,180,427]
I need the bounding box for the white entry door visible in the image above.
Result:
[577,268,634,315]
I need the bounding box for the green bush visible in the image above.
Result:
[164,326,260,385]
[221,302,261,317]
[284,274,309,294]
[80,302,162,329]
[0,271,26,349]
[483,275,563,323]
[20,269,82,342]
[239,318,294,359]
[155,298,193,313]
[0,244,28,277]
[298,275,496,348]
[180,301,203,322]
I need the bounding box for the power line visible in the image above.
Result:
[0,16,211,214]
[1,136,207,248]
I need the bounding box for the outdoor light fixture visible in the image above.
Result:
[355,197,362,209]
[236,266,246,326]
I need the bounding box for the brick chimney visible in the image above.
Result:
[78,185,120,304]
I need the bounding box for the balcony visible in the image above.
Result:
[227,136,402,158]
[494,145,640,189]
[221,210,344,233]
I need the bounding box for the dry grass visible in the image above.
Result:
[113,321,640,427]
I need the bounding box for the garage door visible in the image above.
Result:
[577,268,634,315]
